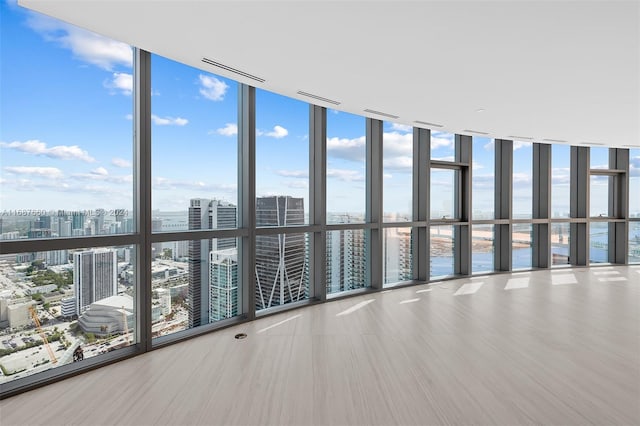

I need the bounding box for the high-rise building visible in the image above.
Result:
[255,196,306,310]
[188,199,237,327]
[73,249,118,315]
[209,248,238,322]
[151,218,163,258]
[71,212,86,231]
[326,229,367,293]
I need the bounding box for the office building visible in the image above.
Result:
[209,248,238,322]
[187,198,237,327]
[73,249,118,315]
[255,196,307,309]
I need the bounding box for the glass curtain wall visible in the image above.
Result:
[3,1,639,398]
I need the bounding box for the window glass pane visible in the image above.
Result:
[327,112,365,224]
[589,222,608,264]
[256,90,308,224]
[430,169,456,219]
[383,227,413,285]
[327,230,367,294]
[430,131,454,161]
[551,145,571,218]
[630,150,639,218]
[551,222,571,266]
[590,175,611,217]
[512,224,532,269]
[590,147,609,169]
[430,225,454,277]
[151,238,239,338]
[383,122,412,222]
[256,233,309,310]
[512,141,533,219]
[472,137,494,219]
[151,54,238,230]
[0,245,135,384]
[1,7,133,239]
[629,222,640,263]
[472,225,494,274]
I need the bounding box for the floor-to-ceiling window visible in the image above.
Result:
[1,4,136,384]
[255,90,310,310]
[628,149,639,263]
[326,112,367,294]
[382,122,413,285]
[150,54,240,336]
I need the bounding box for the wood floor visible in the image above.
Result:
[2,266,639,425]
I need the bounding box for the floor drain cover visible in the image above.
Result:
[235,333,247,340]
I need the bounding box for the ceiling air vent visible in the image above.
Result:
[542,138,568,143]
[364,109,399,119]
[413,120,443,128]
[463,129,489,135]
[202,57,265,83]
[296,91,341,106]
[507,135,533,140]
[581,142,605,146]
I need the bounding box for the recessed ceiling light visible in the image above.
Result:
[476,108,485,113]
[296,91,341,105]
[201,57,265,83]
[364,109,399,119]
[463,129,489,135]
[413,120,443,128]
[507,135,534,140]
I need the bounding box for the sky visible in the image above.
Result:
[1,0,639,218]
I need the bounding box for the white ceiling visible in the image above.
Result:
[20,0,640,148]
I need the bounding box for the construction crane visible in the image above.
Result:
[29,305,57,365]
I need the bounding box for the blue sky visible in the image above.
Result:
[1,0,638,217]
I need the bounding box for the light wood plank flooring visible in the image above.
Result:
[2,266,639,425]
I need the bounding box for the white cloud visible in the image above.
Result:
[4,166,64,179]
[215,123,238,136]
[151,115,188,126]
[327,136,366,162]
[91,167,109,176]
[286,181,308,189]
[112,158,131,168]
[260,125,289,139]
[327,168,364,182]
[0,140,95,162]
[125,114,133,121]
[382,131,412,172]
[391,123,412,133]
[73,172,132,184]
[198,74,228,101]
[26,14,132,71]
[514,140,532,150]
[104,72,132,95]
[275,170,308,178]
[153,177,237,193]
[630,155,640,177]
[383,173,393,179]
